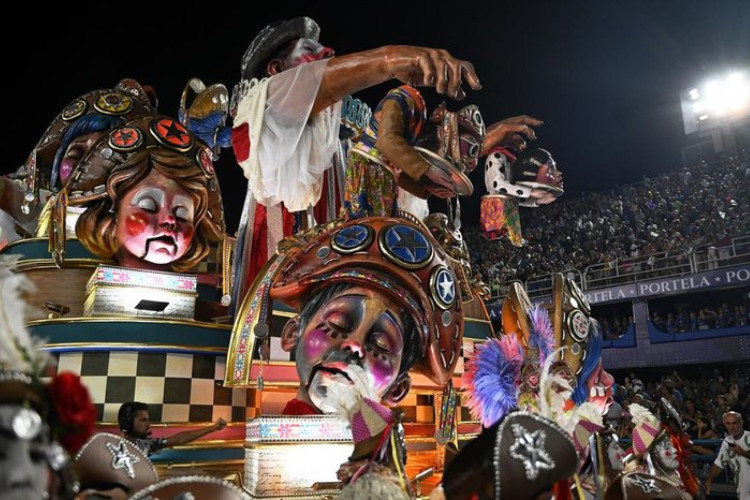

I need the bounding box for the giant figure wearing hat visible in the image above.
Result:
[228,16,487,304]
[226,214,469,416]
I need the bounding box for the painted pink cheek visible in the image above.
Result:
[182,224,195,242]
[125,213,150,237]
[370,357,395,388]
[303,329,329,359]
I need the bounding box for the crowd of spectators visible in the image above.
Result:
[464,153,750,291]
[608,365,750,476]
[651,302,749,333]
[598,315,634,339]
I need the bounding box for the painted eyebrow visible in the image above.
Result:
[132,187,166,204]
[335,294,403,331]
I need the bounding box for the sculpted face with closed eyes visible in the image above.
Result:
[115,168,196,268]
[281,285,416,413]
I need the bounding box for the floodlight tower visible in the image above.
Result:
[680,69,750,163]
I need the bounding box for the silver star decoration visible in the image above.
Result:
[630,474,661,494]
[106,441,140,479]
[438,272,455,303]
[508,423,555,480]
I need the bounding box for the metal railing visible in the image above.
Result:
[485,233,750,301]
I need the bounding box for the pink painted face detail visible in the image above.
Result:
[296,286,405,412]
[283,38,334,69]
[302,328,329,360]
[655,437,680,470]
[586,363,615,414]
[115,169,196,268]
[535,163,564,192]
[58,130,107,186]
[607,438,626,471]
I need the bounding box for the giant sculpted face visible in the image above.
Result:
[282,286,407,413]
[115,169,196,268]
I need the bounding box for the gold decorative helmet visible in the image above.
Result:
[227,215,464,387]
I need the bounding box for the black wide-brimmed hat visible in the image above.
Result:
[240,16,320,80]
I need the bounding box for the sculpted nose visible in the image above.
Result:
[160,213,177,231]
[341,338,364,358]
[316,46,334,60]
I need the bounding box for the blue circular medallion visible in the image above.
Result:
[380,224,432,269]
[331,224,373,254]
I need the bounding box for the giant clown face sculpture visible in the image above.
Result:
[67,114,226,273]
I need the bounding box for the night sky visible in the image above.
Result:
[3,1,748,233]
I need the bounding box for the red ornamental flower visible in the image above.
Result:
[46,372,98,454]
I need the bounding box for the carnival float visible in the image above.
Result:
[0,15,697,500]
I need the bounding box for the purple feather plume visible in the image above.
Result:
[463,336,522,427]
[528,304,555,364]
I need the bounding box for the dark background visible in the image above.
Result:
[3,1,748,233]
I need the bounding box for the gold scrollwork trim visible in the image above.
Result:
[41,342,229,354]
[154,459,245,469]
[28,316,232,330]
[244,442,353,448]
[12,258,109,271]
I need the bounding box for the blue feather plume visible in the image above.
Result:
[464,336,522,427]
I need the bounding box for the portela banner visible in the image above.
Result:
[487,264,750,319]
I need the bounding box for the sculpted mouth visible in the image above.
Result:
[307,364,353,387]
[141,235,177,258]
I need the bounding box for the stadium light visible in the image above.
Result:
[680,69,750,135]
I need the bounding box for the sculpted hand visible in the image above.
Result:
[384,45,481,99]
[483,115,544,155]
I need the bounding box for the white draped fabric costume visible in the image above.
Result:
[231,59,342,306]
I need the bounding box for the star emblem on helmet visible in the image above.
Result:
[94,91,134,115]
[431,267,456,309]
[62,100,86,121]
[109,127,142,151]
[105,441,140,479]
[332,224,373,254]
[629,474,661,494]
[509,423,554,480]
[382,225,432,268]
[568,309,590,342]
[152,118,192,150]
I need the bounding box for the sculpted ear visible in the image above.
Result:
[384,374,412,405]
[266,59,284,76]
[280,317,301,352]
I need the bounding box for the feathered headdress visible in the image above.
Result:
[0,255,96,456]
[0,255,48,376]
[463,335,522,427]
[528,304,555,364]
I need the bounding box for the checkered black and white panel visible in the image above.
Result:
[51,352,257,424]
[399,393,436,423]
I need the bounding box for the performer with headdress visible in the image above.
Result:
[625,403,691,499]
[0,256,97,499]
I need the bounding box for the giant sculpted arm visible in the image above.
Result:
[312,45,482,115]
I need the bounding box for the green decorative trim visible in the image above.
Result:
[29,318,231,348]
